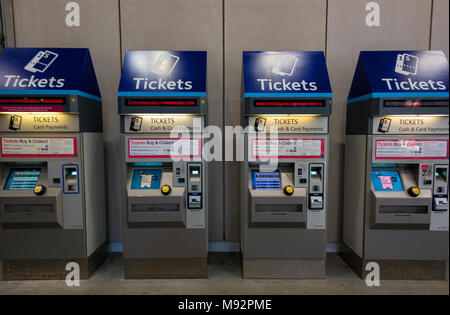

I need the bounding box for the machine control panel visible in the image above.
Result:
[63,165,80,194]
[309,164,324,210]
[187,163,202,209]
[419,163,434,189]
[294,162,308,188]
[173,162,186,187]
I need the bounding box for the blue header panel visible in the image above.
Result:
[0,48,101,101]
[243,51,332,98]
[348,50,449,103]
[118,51,207,97]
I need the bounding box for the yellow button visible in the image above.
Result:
[284,185,294,195]
[161,185,171,195]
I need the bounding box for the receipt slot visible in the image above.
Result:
[241,51,332,278]
[118,51,208,279]
[342,51,449,280]
[0,48,107,280]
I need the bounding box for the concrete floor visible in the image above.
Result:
[0,253,448,295]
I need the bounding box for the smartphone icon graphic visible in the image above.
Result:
[378,118,391,133]
[272,55,298,76]
[151,53,180,76]
[130,116,143,132]
[254,117,267,132]
[9,115,22,131]
[395,53,419,76]
[24,50,59,73]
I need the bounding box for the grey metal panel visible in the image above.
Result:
[1,0,14,47]
[342,135,368,257]
[327,0,432,242]
[430,0,449,57]
[82,133,107,256]
[12,0,122,242]
[120,0,224,241]
[225,0,327,242]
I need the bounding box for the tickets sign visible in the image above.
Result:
[248,116,328,134]
[124,115,202,133]
[373,116,449,135]
[0,113,79,132]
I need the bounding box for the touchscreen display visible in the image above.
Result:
[130,169,162,190]
[252,172,281,190]
[371,170,403,192]
[4,169,41,190]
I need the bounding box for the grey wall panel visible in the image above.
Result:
[120,0,224,241]
[1,0,14,47]
[431,0,449,57]
[326,0,432,242]
[12,0,122,242]
[224,0,327,241]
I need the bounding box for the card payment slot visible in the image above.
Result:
[309,164,324,210]
[63,165,79,194]
[433,165,449,211]
[187,164,202,209]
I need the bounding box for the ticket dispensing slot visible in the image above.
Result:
[370,167,432,228]
[433,165,448,211]
[249,165,306,225]
[0,166,63,228]
[126,165,186,226]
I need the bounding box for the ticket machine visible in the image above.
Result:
[342,50,449,280]
[241,51,332,278]
[0,48,106,280]
[118,51,208,278]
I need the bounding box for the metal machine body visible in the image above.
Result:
[0,48,106,280]
[342,50,449,280]
[118,51,208,278]
[241,51,332,278]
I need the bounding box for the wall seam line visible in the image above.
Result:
[222,0,226,241]
[429,0,434,50]
[325,0,328,58]
[118,0,123,65]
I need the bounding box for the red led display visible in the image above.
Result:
[254,100,325,107]
[0,97,66,105]
[384,100,448,108]
[126,99,197,106]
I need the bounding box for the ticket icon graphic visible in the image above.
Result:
[151,53,180,76]
[24,50,59,73]
[395,53,419,76]
[272,55,298,76]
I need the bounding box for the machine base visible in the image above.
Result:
[1,244,107,281]
[340,249,448,280]
[124,258,208,279]
[242,258,326,279]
